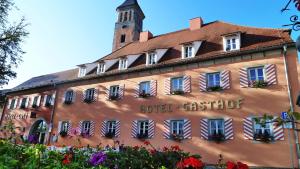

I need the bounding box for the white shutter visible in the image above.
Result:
[200,119,209,140]
[150,80,157,96]
[51,93,56,106]
[224,118,234,140]
[72,91,76,102]
[43,95,47,106]
[164,78,171,95]
[37,96,41,107]
[163,120,171,139]
[6,99,11,109]
[199,73,207,92]
[14,98,19,109]
[183,75,191,93]
[183,119,192,139]
[58,121,62,133]
[221,70,231,90]
[131,120,138,138]
[25,97,29,108]
[62,91,66,103]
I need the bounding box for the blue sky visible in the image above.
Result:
[5,0,299,89]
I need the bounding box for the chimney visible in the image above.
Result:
[139,31,153,42]
[189,17,203,31]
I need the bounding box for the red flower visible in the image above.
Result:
[171,145,181,151]
[143,141,150,146]
[176,157,204,169]
[62,154,72,165]
[226,161,237,169]
[237,162,249,169]
[133,145,140,150]
[150,149,156,155]
[163,146,169,152]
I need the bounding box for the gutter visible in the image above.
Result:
[47,83,58,145]
[6,42,296,94]
[283,45,300,168]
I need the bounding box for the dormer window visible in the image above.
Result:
[147,52,157,65]
[222,33,241,52]
[119,58,128,70]
[97,63,105,74]
[182,45,194,59]
[78,66,86,77]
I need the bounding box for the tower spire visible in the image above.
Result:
[112,0,145,51]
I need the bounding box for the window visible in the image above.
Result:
[128,10,132,21]
[78,67,86,77]
[9,99,16,109]
[120,34,126,43]
[254,119,272,136]
[209,119,224,135]
[124,11,128,22]
[106,121,116,135]
[20,98,27,109]
[119,58,128,70]
[139,81,150,95]
[97,63,105,74]
[84,89,95,102]
[64,90,74,104]
[110,86,119,97]
[147,52,157,65]
[171,120,184,136]
[171,77,183,92]
[248,67,265,82]
[138,120,149,136]
[82,121,91,135]
[207,73,221,88]
[32,96,39,108]
[45,95,52,107]
[223,34,240,52]
[60,121,70,133]
[226,38,237,51]
[183,45,194,58]
[119,12,123,22]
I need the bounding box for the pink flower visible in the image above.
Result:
[69,127,81,137]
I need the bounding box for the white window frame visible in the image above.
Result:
[223,33,241,52]
[65,90,74,102]
[171,77,183,92]
[45,95,52,106]
[82,121,91,135]
[32,96,39,107]
[20,97,27,108]
[106,121,116,134]
[119,58,128,70]
[10,98,16,109]
[138,120,149,135]
[146,52,157,65]
[61,121,70,133]
[209,119,225,135]
[171,120,184,136]
[182,45,194,59]
[254,119,273,135]
[78,67,87,77]
[207,72,221,88]
[139,81,151,94]
[85,88,95,101]
[97,63,106,74]
[248,66,265,82]
[110,85,120,97]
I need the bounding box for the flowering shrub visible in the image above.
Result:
[176,157,204,169]
[89,151,106,166]
[227,161,249,169]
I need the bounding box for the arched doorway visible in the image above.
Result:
[29,119,48,144]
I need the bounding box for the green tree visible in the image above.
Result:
[0,0,28,86]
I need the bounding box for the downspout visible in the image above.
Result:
[0,97,8,126]
[47,83,58,145]
[283,45,300,168]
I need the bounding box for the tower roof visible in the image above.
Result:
[117,0,139,10]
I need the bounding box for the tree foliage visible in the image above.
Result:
[0,0,28,86]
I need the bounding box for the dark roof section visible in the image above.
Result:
[12,69,78,91]
[117,0,137,9]
[8,21,294,93]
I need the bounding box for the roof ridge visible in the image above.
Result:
[217,20,290,31]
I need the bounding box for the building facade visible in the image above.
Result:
[1,0,300,168]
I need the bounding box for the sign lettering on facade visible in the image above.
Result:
[4,113,29,120]
[140,98,243,113]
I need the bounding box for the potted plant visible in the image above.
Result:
[45,102,52,107]
[109,95,119,101]
[105,132,115,139]
[170,133,184,142]
[136,133,148,140]
[84,98,93,104]
[139,91,151,98]
[64,100,73,105]
[249,80,269,88]
[59,131,68,138]
[208,133,225,143]
[207,86,223,92]
[171,90,185,95]
[254,132,273,143]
